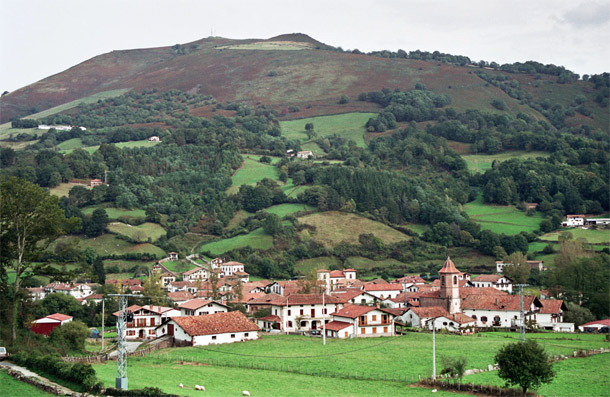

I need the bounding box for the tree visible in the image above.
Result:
[502,251,531,284]
[92,257,106,284]
[305,123,316,139]
[142,272,165,305]
[209,270,221,300]
[1,176,79,341]
[84,209,109,238]
[263,213,282,236]
[563,302,594,326]
[495,340,555,395]
[50,320,90,353]
[441,356,467,389]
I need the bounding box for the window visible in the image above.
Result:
[372,315,377,321]
[472,315,477,320]
[288,309,291,316]
[300,321,307,327]
[300,309,304,315]
[384,327,388,333]
[443,322,448,326]
[453,276,457,284]
[373,328,377,334]
[481,316,488,324]
[245,333,249,337]
[212,336,217,340]
[231,334,235,338]
[361,328,366,334]
[361,299,366,304]
[323,308,327,314]
[288,321,293,327]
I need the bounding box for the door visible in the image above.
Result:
[168,324,174,336]
[311,309,315,317]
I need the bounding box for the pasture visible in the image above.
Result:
[539,228,610,245]
[294,256,343,275]
[200,228,273,256]
[297,211,410,247]
[61,139,160,154]
[464,195,543,235]
[159,260,197,274]
[463,353,610,396]
[0,369,54,397]
[81,206,146,219]
[264,203,315,217]
[106,222,166,242]
[462,151,549,173]
[280,113,377,148]
[54,234,166,258]
[227,158,279,195]
[49,182,91,197]
[92,333,608,396]
[56,138,83,151]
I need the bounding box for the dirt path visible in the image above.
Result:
[0,361,81,395]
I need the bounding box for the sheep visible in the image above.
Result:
[242,391,250,396]
[179,383,184,388]
[195,385,205,391]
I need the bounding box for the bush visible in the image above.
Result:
[104,387,180,396]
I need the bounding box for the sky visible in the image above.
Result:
[1,0,609,93]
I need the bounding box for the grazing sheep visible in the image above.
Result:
[242,391,250,396]
[195,385,205,391]
[179,383,184,388]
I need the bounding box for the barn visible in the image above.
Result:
[31,313,73,336]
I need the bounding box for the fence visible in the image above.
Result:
[419,378,537,397]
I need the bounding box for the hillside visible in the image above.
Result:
[3,34,606,134]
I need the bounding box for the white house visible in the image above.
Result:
[221,261,245,277]
[296,151,314,159]
[26,287,46,301]
[563,214,585,227]
[325,304,395,339]
[471,274,513,293]
[461,295,542,328]
[331,288,380,306]
[586,218,610,226]
[114,305,181,340]
[183,267,209,281]
[363,283,405,300]
[44,282,96,299]
[156,311,258,346]
[578,319,610,332]
[167,291,195,305]
[178,299,228,316]
[258,294,343,333]
[537,300,574,332]
[167,280,199,294]
[148,136,161,142]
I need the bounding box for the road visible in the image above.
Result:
[108,341,142,358]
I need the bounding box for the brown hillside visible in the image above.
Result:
[0,34,572,125]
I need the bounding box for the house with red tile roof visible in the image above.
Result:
[362,283,405,300]
[537,300,573,332]
[461,294,542,328]
[182,267,208,282]
[472,274,513,293]
[402,307,476,333]
[326,304,396,338]
[331,288,380,305]
[578,319,610,332]
[317,268,359,292]
[178,299,228,316]
[168,291,195,305]
[113,305,180,340]
[31,313,73,336]
[156,311,258,346]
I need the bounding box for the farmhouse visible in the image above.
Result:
[402,307,475,333]
[471,274,513,293]
[114,304,180,340]
[157,311,258,346]
[562,214,585,227]
[331,288,380,306]
[31,313,73,336]
[496,260,545,274]
[461,294,542,328]
[178,299,228,316]
[44,282,97,299]
[220,261,245,277]
[578,319,610,332]
[363,283,405,300]
[317,268,358,291]
[26,287,46,301]
[148,136,161,142]
[326,304,396,338]
[296,150,314,159]
[182,267,208,281]
[537,299,573,332]
[167,291,195,305]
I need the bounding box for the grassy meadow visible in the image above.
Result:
[91,333,608,396]
[539,228,610,245]
[49,182,91,197]
[106,222,166,242]
[280,113,377,148]
[297,211,410,247]
[462,151,550,173]
[0,369,54,396]
[60,139,160,154]
[264,203,315,217]
[159,260,197,274]
[53,234,166,258]
[200,228,273,256]
[294,256,343,275]
[463,353,610,396]
[227,158,279,194]
[81,206,146,219]
[464,195,543,235]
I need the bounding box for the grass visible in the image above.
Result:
[464,194,544,235]
[159,260,197,273]
[53,234,166,258]
[463,353,610,396]
[227,158,279,195]
[0,369,54,396]
[92,358,454,397]
[539,228,610,245]
[106,222,166,242]
[94,332,608,396]
[297,211,410,247]
[280,113,377,148]
[294,256,343,275]
[405,223,428,236]
[81,206,146,219]
[344,256,408,271]
[200,228,273,256]
[49,182,91,197]
[56,137,82,150]
[60,139,160,154]
[462,151,549,173]
[225,210,254,230]
[264,203,315,217]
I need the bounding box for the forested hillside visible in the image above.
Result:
[1,35,608,318]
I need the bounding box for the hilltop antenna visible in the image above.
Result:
[515,284,528,342]
[108,294,140,390]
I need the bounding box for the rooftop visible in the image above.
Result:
[170,311,258,336]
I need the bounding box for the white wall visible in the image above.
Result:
[192,331,258,346]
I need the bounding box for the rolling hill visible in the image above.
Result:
[3,33,605,134]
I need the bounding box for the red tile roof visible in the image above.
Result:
[365,278,389,285]
[331,289,376,303]
[316,269,330,273]
[183,267,207,276]
[408,306,450,319]
[444,313,477,325]
[258,315,281,323]
[331,304,394,318]
[472,274,509,283]
[284,294,341,306]
[539,299,566,314]
[178,299,218,310]
[461,295,540,311]
[171,311,258,336]
[247,293,286,306]
[363,283,404,292]
[168,291,195,302]
[46,313,73,322]
[329,270,345,278]
[325,321,352,332]
[439,257,459,274]
[580,319,610,327]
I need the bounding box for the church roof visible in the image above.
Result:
[439,257,459,274]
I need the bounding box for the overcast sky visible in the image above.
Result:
[1,0,609,93]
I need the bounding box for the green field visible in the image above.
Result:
[92,359,453,397]
[61,139,160,154]
[159,260,197,273]
[107,222,166,242]
[227,158,279,194]
[49,182,91,197]
[91,332,607,397]
[464,353,610,396]
[0,369,54,396]
[298,211,410,247]
[539,228,610,245]
[81,206,146,219]
[464,195,543,235]
[294,256,343,275]
[280,113,377,148]
[200,228,273,255]
[462,151,550,173]
[54,234,166,258]
[56,137,83,150]
[264,203,315,217]
[405,223,428,236]
[344,256,408,271]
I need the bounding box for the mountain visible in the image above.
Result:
[2,34,606,133]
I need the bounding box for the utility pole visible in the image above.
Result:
[101,298,105,351]
[322,292,326,345]
[402,280,408,308]
[425,317,437,379]
[108,294,139,390]
[515,284,528,342]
